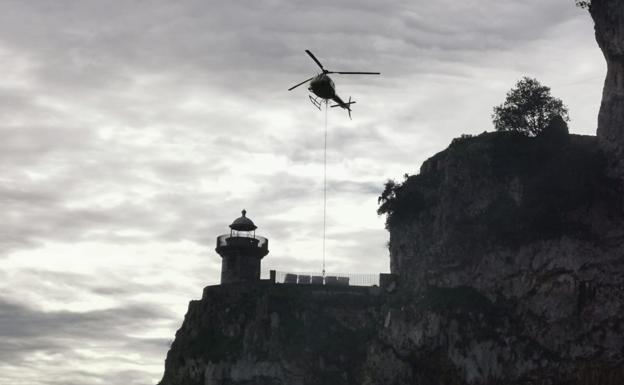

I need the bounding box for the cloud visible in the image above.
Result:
[0,297,172,384]
[0,0,604,384]
[0,299,167,343]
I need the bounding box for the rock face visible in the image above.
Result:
[382,132,624,383]
[384,132,620,291]
[158,284,387,385]
[591,0,624,169]
[159,132,624,385]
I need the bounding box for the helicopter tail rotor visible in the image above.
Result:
[330,97,356,108]
[330,96,356,119]
[347,96,353,120]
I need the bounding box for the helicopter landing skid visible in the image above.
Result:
[309,95,323,110]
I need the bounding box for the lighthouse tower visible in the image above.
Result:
[215,210,269,284]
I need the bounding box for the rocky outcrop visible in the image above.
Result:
[158,283,386,385]
[590,0,624,170]
[384,132,620,290]
[382,131,624,383]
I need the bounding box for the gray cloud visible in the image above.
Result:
[0,0,603,384]
[0,298,172,365]
[0,0,585,96]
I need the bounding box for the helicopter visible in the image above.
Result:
[288,50,380,119]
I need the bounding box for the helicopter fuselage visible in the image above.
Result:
[308,74,336,100]
[308,73,349,110]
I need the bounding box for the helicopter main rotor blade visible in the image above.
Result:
[288,76,315,91]
[328,71,381,75]
[305,50,326,72]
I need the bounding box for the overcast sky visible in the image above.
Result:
[0,1,605,384]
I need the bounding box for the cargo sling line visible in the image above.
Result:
[322,100,328,277]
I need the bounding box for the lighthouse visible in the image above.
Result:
[215,210,269,284]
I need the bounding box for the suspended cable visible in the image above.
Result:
[322,100,328,277]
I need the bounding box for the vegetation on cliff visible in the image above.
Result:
[492,77,569,137]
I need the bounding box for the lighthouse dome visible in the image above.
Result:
[229,209,257,232]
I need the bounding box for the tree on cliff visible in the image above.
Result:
[492,77,570,137]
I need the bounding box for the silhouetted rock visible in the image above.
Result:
[539,115,569,142]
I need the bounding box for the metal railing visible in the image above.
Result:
[274,271,379,287]
[216,234,268,251]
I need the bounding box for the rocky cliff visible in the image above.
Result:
[590,0,624,171]
[382,131,621,292]
[379,130,624,383]
[158,283,389,385]
[159,130,624,385]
